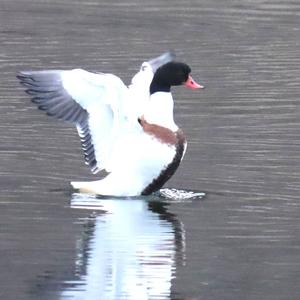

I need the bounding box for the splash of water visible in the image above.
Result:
[159,188,205,201]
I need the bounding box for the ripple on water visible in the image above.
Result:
[70,188,205,210]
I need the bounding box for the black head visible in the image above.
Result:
[150,62,192,95]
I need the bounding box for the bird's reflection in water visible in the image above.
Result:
[60,193,185,300]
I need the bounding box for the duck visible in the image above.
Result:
[17,52,204,196]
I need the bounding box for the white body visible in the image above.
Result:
[72,131,176,196]
[18,52,183,196]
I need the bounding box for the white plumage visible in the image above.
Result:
[17,52,202,196]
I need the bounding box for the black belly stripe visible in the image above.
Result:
[141,131,185,195]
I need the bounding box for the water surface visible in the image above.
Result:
[0,0,300,299]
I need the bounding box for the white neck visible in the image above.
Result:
[143,92,178,131]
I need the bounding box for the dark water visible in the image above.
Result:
[1,0,300,299]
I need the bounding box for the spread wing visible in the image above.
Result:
[17,69,128,174]
[17,52,175,175]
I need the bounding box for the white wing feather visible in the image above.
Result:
[61,69,130,172]
[18,69,129,173]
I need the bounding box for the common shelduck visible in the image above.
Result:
[17,52,203,196]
